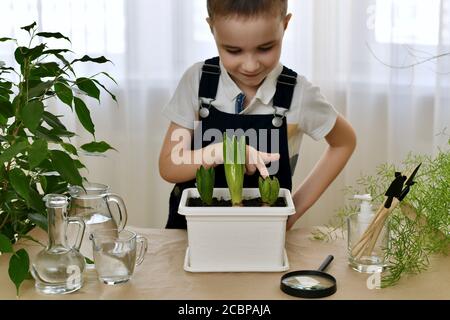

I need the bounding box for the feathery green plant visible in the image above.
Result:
[311,141,450,287]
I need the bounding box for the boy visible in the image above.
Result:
[159,0,356,230]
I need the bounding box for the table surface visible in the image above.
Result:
[1,226,449,300]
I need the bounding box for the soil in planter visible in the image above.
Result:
[187,197,287,207]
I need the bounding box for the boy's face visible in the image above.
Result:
[208,14,291,92]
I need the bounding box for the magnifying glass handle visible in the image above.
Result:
[318,255,334,272]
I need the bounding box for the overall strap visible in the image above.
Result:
[273,66,297,110]
[198,56,221,101]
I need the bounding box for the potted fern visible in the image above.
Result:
[178,133,295,272]
[0,22,116,295]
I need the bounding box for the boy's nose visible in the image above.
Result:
[241,55,260,74]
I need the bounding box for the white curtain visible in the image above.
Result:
[1,0,449,228]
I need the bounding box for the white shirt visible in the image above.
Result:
[162,60,338,175]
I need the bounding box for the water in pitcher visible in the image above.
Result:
[67,183,128,267]
[78,213,119,263]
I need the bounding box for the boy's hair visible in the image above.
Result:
[207,0,288,21]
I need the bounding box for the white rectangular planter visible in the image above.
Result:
[178,188,295,272]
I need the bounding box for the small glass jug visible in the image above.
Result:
[67,182,128,265]
[31,194,86,294]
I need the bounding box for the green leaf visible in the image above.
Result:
[39,175,48,193]
[42,111,67,130]
[76,77,100,101]
[0,140,28,164]
[74,97,95,136]
[54,82,73,108]
[14,44,46,65]
[50,150,82,186]
[0,37,16,42]
[20,100,44,130]
[74,159,86,169]
[92,79,117,102]
[98,71,118,85]
[33,126,63,143]
[20,22,36,32]
[72,55,111,64]
[42,49,72,55]
[0,100,14,118]
[81,141,116,153]
[27,81,53,98]
[0,81,13,89]
[36,32,71,43]
[85,257,94,265]
[8,249,30,296]
[61,142,78,156]
[28,213,48,232]
[54,53,76,76]
[0,112,6,126]
[29,62,63,79]
[28,139,48,169]
[9,168,31,202]
[0,233,13,253]
[29,188,45,213]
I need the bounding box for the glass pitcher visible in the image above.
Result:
[31,194,86,294]
[67,182,128,266]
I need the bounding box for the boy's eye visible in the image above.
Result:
[226,49,241,54]
[259,46,273,52]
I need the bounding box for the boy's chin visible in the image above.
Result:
[238,76,265,88]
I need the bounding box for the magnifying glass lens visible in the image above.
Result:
[282,274,335,291]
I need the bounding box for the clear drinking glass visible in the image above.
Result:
[31,194,86,294]
[347,213,390,273]
[90,229,148,285]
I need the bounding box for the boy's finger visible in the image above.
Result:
[245,164,257,175]
[260,152,280,164]
[257,163,270,179]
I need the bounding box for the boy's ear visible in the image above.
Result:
[283,13,292,30]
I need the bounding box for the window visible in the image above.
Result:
[0,0,125,54]
[373,0,442,46]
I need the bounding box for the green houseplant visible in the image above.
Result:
[223,133,246,206]
[195,165,215,205]
[0,22,115,294]
[259,176,280,206]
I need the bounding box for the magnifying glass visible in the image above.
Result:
[280,255,337,298]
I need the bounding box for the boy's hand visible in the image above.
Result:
[245,145,280,178]
[206,142,280,178]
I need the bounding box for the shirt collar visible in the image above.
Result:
[219,61,284,105]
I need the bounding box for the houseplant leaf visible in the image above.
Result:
[9,168,31,202]
[8,249,30,296]
[223,134,245,206]
[54,82,73,108]
[74,97,95,136]
[81,141,116,153]
[49,150,83,186]
[36,32,71,43]
[0,234,13,253]
[76,77,100,101]
[20,100,44,131]
[28,139,48,169]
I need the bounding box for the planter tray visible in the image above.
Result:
[183,247,290,272]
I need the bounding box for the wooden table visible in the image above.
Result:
[1,227,449,300]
